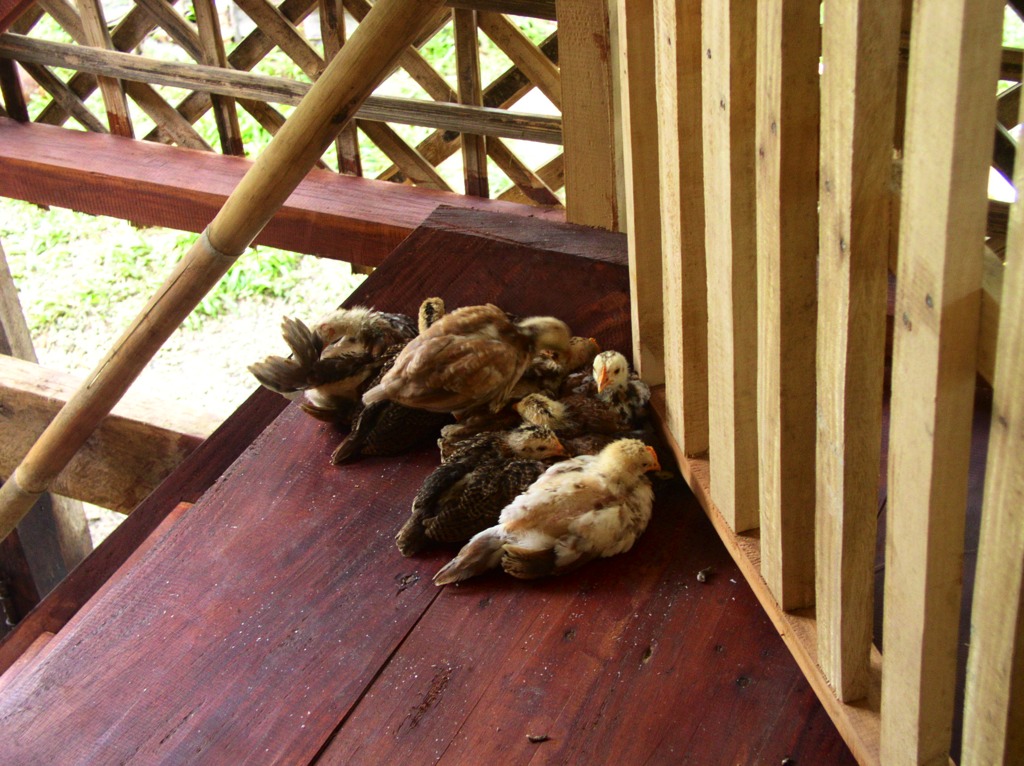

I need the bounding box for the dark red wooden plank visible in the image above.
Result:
[0,387,287,674]
[0,403,445,764]
[315,476,855,765]
[0,118,561,267]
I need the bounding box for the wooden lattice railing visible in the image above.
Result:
[0,0,565,206]
[619,1,1023,764]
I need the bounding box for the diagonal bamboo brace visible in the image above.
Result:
[0,0,447,542]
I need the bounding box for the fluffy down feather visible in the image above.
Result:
[433,439,660,584]
[361,304,571,419]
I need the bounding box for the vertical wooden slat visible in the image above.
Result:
[454,8,488,198]
[754,0,818,611]
[654,0,707,456]
[555,0,618,230]
[701,0,758,531]
[816,0,900,703]
[75,0,133,136]
[193,0,244,156]
[0,58,28,121]
[615,0,662,384]
[880,1,1004,763]
[321,0,362,175]
[961,92,1024,766]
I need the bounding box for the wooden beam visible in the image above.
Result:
[880,1,1003,762]
[616,0,662,384]
[555,0,618,230]
[454,8,488,197]
[961,82,1024,766]
[815,0,900,702]
[74,0,133,136]
[1,241,92,607]
[0,117,557,266]
[446,0,556,19]
[0,34,564,143]
[0,355,218,513]
[193,0,244,156]
[701,0,758,532]
[653,0,707,456]
[755,0,819,611]
[477,11,560,109]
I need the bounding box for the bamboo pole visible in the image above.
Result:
[0,0,447,542]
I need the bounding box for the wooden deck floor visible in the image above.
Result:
[0,208,855,764]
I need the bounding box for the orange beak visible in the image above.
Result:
[596,365,611,393]
[645,445,661,472]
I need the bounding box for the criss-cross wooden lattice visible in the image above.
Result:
[0,0,563,206]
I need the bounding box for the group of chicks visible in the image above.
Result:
[249,299,661,586]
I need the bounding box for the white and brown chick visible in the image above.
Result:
[395,425,567,556]
[332,298,452,463]
[248,306,416,424]
[360,303,571,420]
[433,438,660,584]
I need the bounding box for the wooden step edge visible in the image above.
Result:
[649,386,883,766]
[0,630,54,697]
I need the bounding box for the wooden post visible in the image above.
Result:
[321,0,362,176]
[816,0,900,702]
[702,0,758,531]
[75,0,133,136]
[960,82,1024,766]
[0,0,449,543]
[454,7,488,198]
[193,0,244,156]
[754,0,819,611]
[880,1,1003,762]
[615,0,662,384]
[654,0,707,456]
[0,239,92,607]
[555,0,619,230]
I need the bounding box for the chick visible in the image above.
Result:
[433,439,660,584]
[248,306,417,423]
[361,303,572,420]
[311,305,418,356]
[395,425,567,556]
[511,336,601,400]
[331,298,451,463]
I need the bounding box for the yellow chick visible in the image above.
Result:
[433,438,660,584]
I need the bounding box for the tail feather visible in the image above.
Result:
[500,544,558,580]
[433,527,505,585]
[395,511,429,557]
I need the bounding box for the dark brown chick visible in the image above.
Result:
[332,298,452,463]
[361,304,572,420]
[395,425,567,556]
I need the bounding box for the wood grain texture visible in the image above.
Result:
[0,117,557,266]
[318,475,855,766]
[453,8,488,198]
[616,0,663,384]
[0,387,286,676]
[0,0,33,34]
[960,81,1024,766]
[815,0,900,702]
[74,0,132,136]
[650,387,882,766]
[0,355,218,513]
[701,0,759,532]
[554,0,619,229]
[754,0,819,613]
[880,1,1004,763]
[654,0,708,456]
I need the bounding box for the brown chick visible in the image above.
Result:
[510,336,601,400]
[395,425,567,556]
[433,439,660,584]
[248,307,417,424]
[331,298,451,463]
[360,303,571,420]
